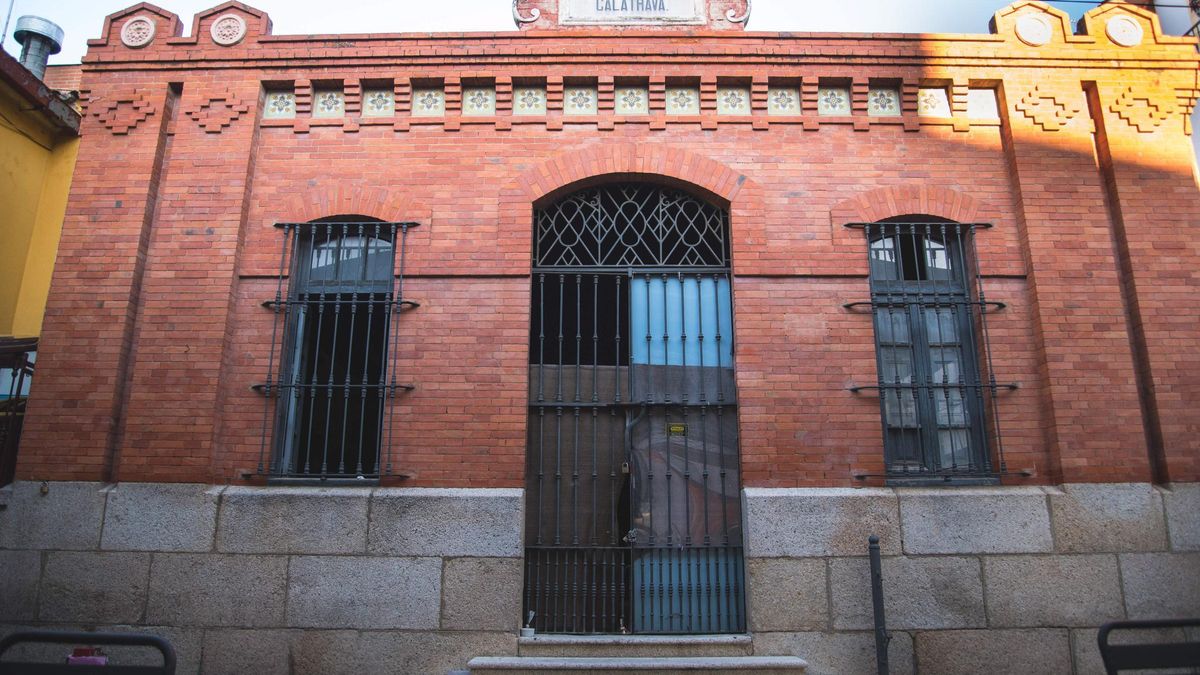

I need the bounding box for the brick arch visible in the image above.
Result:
[281,185,430,224]
[501,143,752,227]
[830,184,984,225]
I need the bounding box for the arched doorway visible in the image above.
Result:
[523,182,745,634]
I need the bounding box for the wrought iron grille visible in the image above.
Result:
[527,184,745,635]
[535,184,729,269]
[255,220,418,482]
[848,221,1011,482]
[0,338,35,488]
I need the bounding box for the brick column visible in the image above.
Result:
[18,82,176,481]
[113,78,262,482]
[1089,80,1200,482]
[1000,78,1152,483]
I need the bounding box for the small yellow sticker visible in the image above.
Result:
[667,423,688,436]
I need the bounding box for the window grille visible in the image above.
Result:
[847,220,1014,482]
[527,183,745,635]
[255,220,418,482]
[0,338,36,488]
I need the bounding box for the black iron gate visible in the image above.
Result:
[524,184,745,634]
[0,338,36,488]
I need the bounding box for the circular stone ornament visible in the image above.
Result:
[1106,15,1144,47]
[210,13,247,46]
[120,16,156,48]
[1015,14,1053,47]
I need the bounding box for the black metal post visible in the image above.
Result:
[869,535,890,675]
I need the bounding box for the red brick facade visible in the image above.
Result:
[17,0,1200,488]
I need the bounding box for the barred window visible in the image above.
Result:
[255,218,417,482]
[852,218,1008,482]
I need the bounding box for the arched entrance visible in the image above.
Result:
[523,182,745,635]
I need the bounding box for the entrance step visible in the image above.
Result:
[518,635,754,658]
[467,656,807,673]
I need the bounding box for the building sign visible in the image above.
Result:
[560,0,707,25]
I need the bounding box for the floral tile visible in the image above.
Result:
[666,87,699,115]
[312,89,344,118]
[767,87,800,116]
[615,86,649,115]
[717,87,751,115]
[867,87,901,117]
[564,86,598,115]
[817,86,850,116]
[967,88,999,119]
[412,88,445,117]
[918,88,952,117]
[362,89,394,117]
[514,86,547,115]
[463,87,496,116]
[264,91,295,119]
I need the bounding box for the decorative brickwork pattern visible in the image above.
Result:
[1015,85,1082,131]
[1108,85,1177,132]
[184,91,252,133]
[91,92,157,135]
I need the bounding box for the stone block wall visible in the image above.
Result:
[744,483,1200,675]
[3,481,1197,673]
[0,483,523,674]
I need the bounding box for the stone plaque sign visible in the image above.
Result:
[560,0,706,25]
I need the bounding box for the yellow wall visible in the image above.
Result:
[0,88,78,338]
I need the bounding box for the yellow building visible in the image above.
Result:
[0,43,79,485]
[0,49,79,340]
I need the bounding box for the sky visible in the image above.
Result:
[3,0,1195,64]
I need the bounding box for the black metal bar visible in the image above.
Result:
[0,630,176,674]
[1098,619,1200,674]
[869,536,890,675]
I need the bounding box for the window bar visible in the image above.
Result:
[258,224,295,475]
[572,275,582,547]
[661,274,674,549]
[591,276,600,548]
[712,274,729,545]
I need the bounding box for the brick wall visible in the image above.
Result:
[15,0,1200,489]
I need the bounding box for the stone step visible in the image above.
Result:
[518,634,755,658]
[467,656,808,674]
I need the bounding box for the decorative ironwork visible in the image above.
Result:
[255,220,418,483]
[526,184,744,635]
[0,338,35,488]
[847,220,1010,483]
[535,184,729,269]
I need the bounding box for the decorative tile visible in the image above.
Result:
[362,89,394,117]
[768,87,800,116]
[412,88,445,117]
[817,86,851,116]
[666,87,700,115]
[563,86,598,115]
[717,87,751,115]
[868,87,901,117]
[463,87,496,116]
[263,91,296,119]
[514,86,547,115]
[312,90,344,118]
[615,86,649,115]
[967,89,999,119]
[918,88,952,117]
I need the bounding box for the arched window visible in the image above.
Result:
[526,182,745,635]
[256,217,415,481]
[861,218,994,479]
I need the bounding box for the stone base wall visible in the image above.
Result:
[1,482,1197,674]
[743,484,1200,675]
[0,483,523,674]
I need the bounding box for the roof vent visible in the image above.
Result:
[13,16,64,80]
